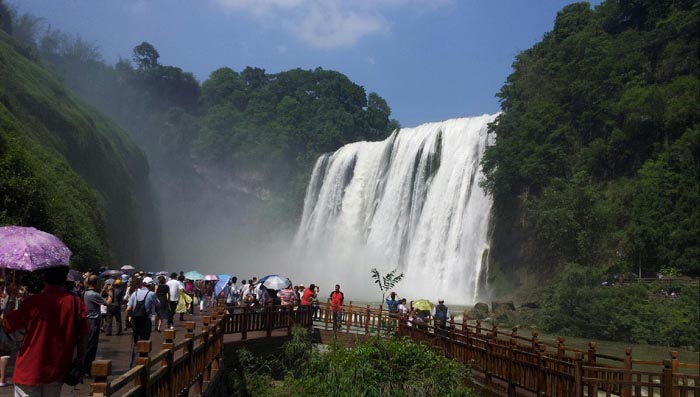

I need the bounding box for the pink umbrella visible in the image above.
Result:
[205,274,219,281]
[0,226,71,271]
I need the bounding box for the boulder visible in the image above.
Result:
[464,302,490,320]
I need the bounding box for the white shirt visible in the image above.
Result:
[166,278,182,302]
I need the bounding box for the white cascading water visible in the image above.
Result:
[293,115,496,305]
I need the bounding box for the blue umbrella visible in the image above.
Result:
[214,275,231,297]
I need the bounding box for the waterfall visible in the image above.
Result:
[293,115,496,305]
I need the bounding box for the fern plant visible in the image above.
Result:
[370,268,404,304]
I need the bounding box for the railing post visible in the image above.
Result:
[365,305,371,335]
[90,360,111,397]
[136,340,152,396]
[531,331,539,351]
[574,352,584,397]
[662,359,673,397]
[183,321,195,396]
[557,336,565,358]
[202,316,212,392]
[476,319,482,336]
[587,342,598,396]
[347,301,353,332]
[162,328,175,397]
[484,326,494,387]
[622,347,632,397]
[670,351,679,397]
[537,343,547,396]
[507,336,516,396]
[242,306,248,340]
[266,303,273,338]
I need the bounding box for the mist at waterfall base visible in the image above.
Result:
[292,115,496,305]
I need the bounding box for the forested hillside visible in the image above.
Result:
[482,0,698,347]
[0,26,160,268]
[5,5,399,266]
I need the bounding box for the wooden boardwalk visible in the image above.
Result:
[0,311,228,397]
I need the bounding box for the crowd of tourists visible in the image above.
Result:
[0,266,452,396]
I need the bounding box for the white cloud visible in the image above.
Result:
[213,0,451,49]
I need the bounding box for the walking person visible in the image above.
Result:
[83,274,111,377]
[165,273,181,329]
[105,278,125,336]
[154,276,170,332]
[2,266,89,397]
[125,277,159,367]
[330,284,344,331]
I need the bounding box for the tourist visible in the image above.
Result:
[432,299,451,336]
[154,276,170,332]
[184,278,195,314]
[199,281,210,312]
[301,284,316,306]
[3,266,88,396]
[222,277,239,310]
[166,273,181,328]
[385,291,400,316]
[279,284,298,306]
[105,278,125,336]
[125,277,159,367]
[330,284,344,331]
[398,298,408,317]
[236,280,247,306]
[312,285,320,320]
[258,285,273,306]
[243,283,256,306]
[83,274,111,377]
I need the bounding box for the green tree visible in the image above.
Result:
[132,41,159,70]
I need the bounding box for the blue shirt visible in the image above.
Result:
[127,287,159,315]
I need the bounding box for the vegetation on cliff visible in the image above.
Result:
[0,9,159,268]
[482,0,698,347]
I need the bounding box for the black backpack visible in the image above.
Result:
[131,291,151,318]
[435,304,448,323]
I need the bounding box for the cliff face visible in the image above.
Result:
[0,31,161,268]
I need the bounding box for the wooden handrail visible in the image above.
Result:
[90,307,227,397]
[91,302,698,397]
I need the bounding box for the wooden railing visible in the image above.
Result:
[87,302,698,397]
[243,301,698,397]
[395,318,700,397]
[89,312,226,397]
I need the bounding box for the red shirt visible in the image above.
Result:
[301,288,314,305]
[330,290,344,312]
[4,285,89,385]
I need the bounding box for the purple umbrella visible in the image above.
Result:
[0,226,72,271]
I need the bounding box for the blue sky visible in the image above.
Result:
[15,0,599,128]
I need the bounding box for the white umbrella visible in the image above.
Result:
[259,274,292,290]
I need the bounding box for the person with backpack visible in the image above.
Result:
[432,299,451,336]
[125,277,159,367]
